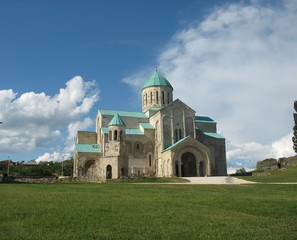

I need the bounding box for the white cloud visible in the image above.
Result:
[0,76,99,160]
[123,0,297,171]
[227,132,295,173]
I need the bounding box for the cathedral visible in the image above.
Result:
[73,71,227,181]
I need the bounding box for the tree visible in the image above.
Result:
[236,168,246,174]
[293,100,297,154]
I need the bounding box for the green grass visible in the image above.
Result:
[1,183,297,240]
[107,177,190,183]
[237,165,297,183]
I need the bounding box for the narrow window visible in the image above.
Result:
[156,91,159,104]
[179,129,182,140]
[145,93,147,106]
[167,92,170,104]
[162,91,165,104]
[120,130,123,140]
[109,130,112,141]
[114,130,117,140]
[137,143,140,150]
[149,154,152,167]
[174,129,178,143]
[150,92,152,105]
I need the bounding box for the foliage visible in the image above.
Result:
[262,158,277,163]
[235,168,246,174]
[0,184,296,240]
[0,157,73,176]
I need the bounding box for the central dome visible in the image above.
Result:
[142,71,173,90]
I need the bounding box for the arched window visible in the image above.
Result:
[150,92,152,104]
[167,92,170,104]
[109,130,112,141]
[174,129,178,143]
[114,130,117,140]
[162,91,165,104]
[120,130,123,140]
[145,93,147,105]
[156,91,159,104]
[137,143,140,150]
[106,165,112,179]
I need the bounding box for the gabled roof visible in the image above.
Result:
[98,109,148,119]
[142,71,173,90]
[160,98,196,114]
[108,113,126,126]
[163,136,191,152]
[76,144,102,153]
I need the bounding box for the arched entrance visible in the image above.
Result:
[181,152,197,177]
[106,165,112,179]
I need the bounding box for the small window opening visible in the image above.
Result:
[174,129,178,143]
[162,91,165,104]
[149,154,152,167]
[156,91,159,104]
[114,130,118,140]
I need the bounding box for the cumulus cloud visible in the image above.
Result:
[123,0,297,171]
[0,76,99,161]
[227,132,295,173]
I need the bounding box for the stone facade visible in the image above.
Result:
[73,71,227,181]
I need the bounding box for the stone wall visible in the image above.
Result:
[256,156,297,170]
[278,155,297,167]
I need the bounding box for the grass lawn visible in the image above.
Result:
[236,165,297,183]
[1,183,296,240]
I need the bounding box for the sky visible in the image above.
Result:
[0,0,296,173]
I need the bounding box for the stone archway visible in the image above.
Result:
[84,160,95,175]
[106,165,112,179]
[181,152,197,177]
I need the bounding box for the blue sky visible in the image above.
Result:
[0,0,296,173]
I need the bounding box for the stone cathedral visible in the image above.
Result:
[73,71,227,181]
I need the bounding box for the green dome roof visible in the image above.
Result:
[108,113,126,126]
[142,71,173,90]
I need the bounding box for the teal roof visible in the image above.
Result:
[98,109,148,119]
[142,71,173,90]
[163,136,191,152]
[76,144,102,153]
[108,113,126,126]
[203,132,225,139]
[125,128,144,135]
[101,127,109,134]
[139,122,155,129]
[195,116,216,123]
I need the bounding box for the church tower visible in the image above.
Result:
[141,71,173,113]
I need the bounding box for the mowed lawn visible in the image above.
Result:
[0,183,296,240]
